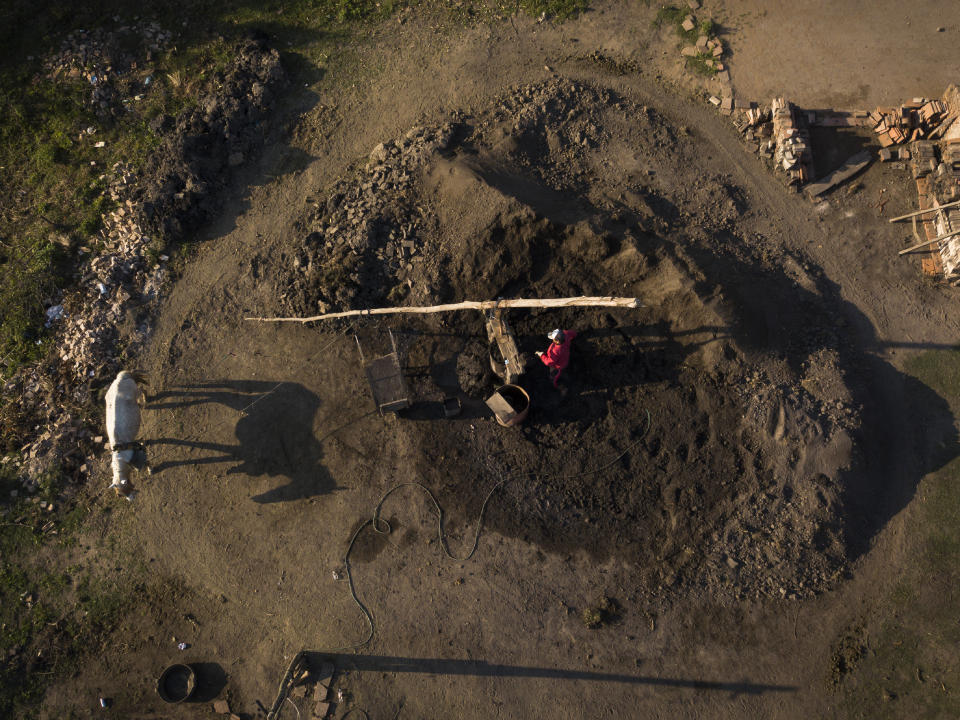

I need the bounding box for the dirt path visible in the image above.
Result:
[714,0,959,108]
[42,3,960,718]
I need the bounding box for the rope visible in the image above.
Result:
[338,408,652,650]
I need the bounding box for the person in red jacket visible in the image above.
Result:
[536,328,578,389]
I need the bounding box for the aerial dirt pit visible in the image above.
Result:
[262,78,867,604]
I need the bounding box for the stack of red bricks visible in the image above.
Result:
[871,99,949,147]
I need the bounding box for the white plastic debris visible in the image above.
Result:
[177,642,189,650]
[94,141,106,148]
[97,283,108,296]
[44,305,64,327]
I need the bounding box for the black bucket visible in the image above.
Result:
[157,664,196,703]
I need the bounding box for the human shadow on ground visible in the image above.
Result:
[301,652,796,696]
[147,380,340,503]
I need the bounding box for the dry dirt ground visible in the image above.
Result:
[40,2,960,718]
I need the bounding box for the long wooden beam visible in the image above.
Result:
[246,296,644,323]
[889,199,960,223]
[898,228,960,256]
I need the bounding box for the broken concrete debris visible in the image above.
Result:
[674,11,727,75]
[6,35,287,499]
[771,97,814,184]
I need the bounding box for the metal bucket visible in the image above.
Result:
[489,384,530,427]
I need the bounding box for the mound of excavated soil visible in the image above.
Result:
[273,79,862,601]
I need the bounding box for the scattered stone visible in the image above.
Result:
[681,16,696,32]
[8,35,289,495]
[369,142,390,163]
[213,699,230,714]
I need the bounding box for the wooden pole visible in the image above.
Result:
[888,199,960,223]
[898,229,960,256]
[245,296,644,324]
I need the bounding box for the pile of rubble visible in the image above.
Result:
[771,97,814,184]
[669,3,736,115]
[733,98,813,185]
[55,34,287,382]
[288,122,455,314]
[287,79,633,317]
[6,36,288,495]
[44,21,173,118]
[735,105,773,156]
[680,30,727,73]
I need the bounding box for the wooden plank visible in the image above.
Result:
[246,296,644,324]
[484,392,517,424]
[889,199,960,222]
[898,228,960,256]
[804,151,873,199]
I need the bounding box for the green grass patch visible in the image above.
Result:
[517,0,589,20]
[654,5,694,40]
[653,5,714,43]
[0,485,141,717]
[684,53,718,76]
[835,348,960,718]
